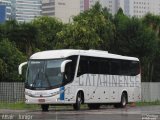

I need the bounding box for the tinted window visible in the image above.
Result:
[121,61,130,75]
[77,56,140,76]
[66,56,78,81]
[88,57,99,74]
[110,60,121,75]
[99,60,110,74]
[130,61,140,76]
[77,56,89,76]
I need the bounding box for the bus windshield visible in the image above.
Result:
[26,59,64,89]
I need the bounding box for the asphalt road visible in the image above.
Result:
[0,105,160,120]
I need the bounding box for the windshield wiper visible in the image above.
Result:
[45,73,51,88]
[32,71,41,87]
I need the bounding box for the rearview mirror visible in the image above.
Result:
[61,60,72,73]
[18,62,27,75]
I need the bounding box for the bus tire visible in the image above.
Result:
[41,104,49,112]
[120,93,127,108]
[88,104,100,109]
[114,93,127,108]
[73,92,83,110]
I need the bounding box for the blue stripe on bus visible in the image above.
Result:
[60,87,65,100]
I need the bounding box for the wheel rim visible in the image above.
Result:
[122,96,126,106]
[74,93,82,110]
[78,96,82,104]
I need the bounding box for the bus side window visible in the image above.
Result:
[77,57,88,77]
[89,58,99,74]
[110,60,121,75]
[66,55,78,81]
[64,62,73,82]
[130,61,140,76]
[121,61,130,76]
[99,60,109,75]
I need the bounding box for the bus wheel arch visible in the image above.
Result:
[114,91,128,108]
[73,90,84,110]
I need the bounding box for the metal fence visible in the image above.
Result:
[0,82,24,102]
[0,82,160,102]
[141,82,160,102]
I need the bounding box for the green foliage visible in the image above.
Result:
[0,59,7,81]
[1,20,38,57]
[114,17,157,57]
[56,22,101,49]
[0,39,26,81]
[56,2,114,50]
[32,16,63,50]
[136,100,160,106]
[113,11,158,82]
[0,102,39,110]
[142,14,160,82]
[143,13,160,35]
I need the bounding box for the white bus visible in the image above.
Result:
[19,49,141,111]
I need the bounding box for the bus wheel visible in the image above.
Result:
[114,93,127,108]
[88,104,100,109]
[120,93,127,108]
[73,92,83,110]
[41,104,49,112]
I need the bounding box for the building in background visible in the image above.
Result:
[0,5,6,23]
[97,0,160,18]
[42,0,80,23]
[79,0,160,18]
[55,0,80,22]
[124,0,160,18]
[41,0,102,22]
[42,0,55,17]
[11,0,42,22]
[41,0,160,23]
[0,0,11,22]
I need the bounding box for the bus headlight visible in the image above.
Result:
[25,91,34,97]
[50,91,61,96]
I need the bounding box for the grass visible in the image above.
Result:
[0,102,40,110]
[135,101,160,106]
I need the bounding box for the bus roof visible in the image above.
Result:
[30,49,139,61]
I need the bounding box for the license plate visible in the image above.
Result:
[38,99,45,103]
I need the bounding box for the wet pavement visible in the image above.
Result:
[0,105,160,120]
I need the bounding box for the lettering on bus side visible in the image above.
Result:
[77,56,141,88]
[78,74,140,87]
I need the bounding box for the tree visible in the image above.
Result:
[113,11,158,82]
[8,22,38,57]
[102,7,113,22]
[56,2,114,50]
[143,13,160,37]
[0,39,26,81]
[0,20,38,57]
[32,16,63,50]
[2,20,19,39]
[56,22,101,49]
[143,14,160,82]
[111,8,130,53]
[0,23,4,40]
[0,59,7,81]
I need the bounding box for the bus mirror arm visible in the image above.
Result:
[18,62,27,75]
[61,60,72,73]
